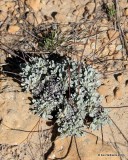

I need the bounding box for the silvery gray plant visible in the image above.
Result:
[20,54,109,136]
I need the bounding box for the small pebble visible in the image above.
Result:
[116,45,122,51]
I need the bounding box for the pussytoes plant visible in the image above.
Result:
[20,54,109,136]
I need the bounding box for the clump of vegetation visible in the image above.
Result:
[34,24,63,52]
[107,4,116,20]
[40,31,57,51]
[20,54,109,136]
[102,2,116,21]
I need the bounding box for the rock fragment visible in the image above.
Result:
[8,25,20,34]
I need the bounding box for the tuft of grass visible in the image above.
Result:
[107,4,116,20]
[43,31,57,50]
[102,2,116,21]
[38,29,64,52]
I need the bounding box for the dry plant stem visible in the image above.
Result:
[27,141,35,160]
[100,68,128,78]
[1,122,40,133]
[100,104,128,144]
[52,136,73,160]
[96,136,99,144]
[37,120,44,156]
[103,106,128,109]
[0,43,17,57]
[77,63,81,94]
[23,119,53,145]
[93,25,98,60]
[19,119,44,144]
[0,16,9,29]
[114,0,128,55]
[0,63,8,67]
[1,71,22,83]
[82,130,99,144]
[109,124,124,160]
[1,70,21,77]
[0,43,26,61]
[109,116,128,144]
[0,71,22,83]
[68,65,71,98]
[95,33,119,56]
[20,26,40,41]
[73,136,82,160]
[1,120,53,143]
[38,120,42,152]
[101,124,104,145]
[76,34,89,95]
